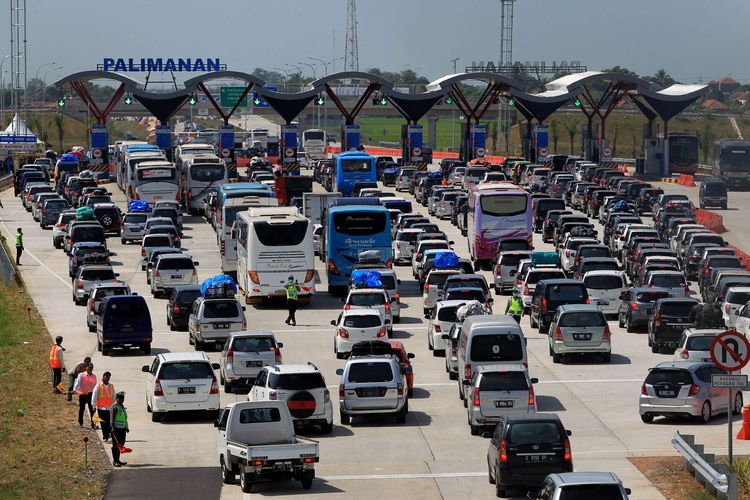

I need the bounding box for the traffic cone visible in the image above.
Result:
[736,405,750,440]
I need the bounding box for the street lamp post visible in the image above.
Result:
[41,65,62,120]
[34,61,56,118]
[0,55,9,123]
[273,67,292,92]
[300,62,318,127]
[307,56,342,133]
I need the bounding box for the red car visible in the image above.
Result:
[349,340,415,396]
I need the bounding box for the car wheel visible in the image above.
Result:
[651,344,658,354]
[458,382,465,401]
[224,381,233,394]
[143,344,151,355]
[396,401,408,424]
[626,316,636,333]
[393,315,400,323]
[102,346,110,356]
[647,335,653,347]
[321,421,334,434]
[239,464,253,493]
[640,414,654,423]
[734,392,744,415]
[552,353,562,364]
[699,401,712,423]
[97,340,102,352]
[495,478,507,498]
[221,456,236,484]
[339,410,350,425]
[151,411,161,422]
[301,470,315,489]
[449,370,458,381]
[618,314,625,328]
[530,314,538,329]
[539,321,550,334]
[602,352,612,363]
[121,238,126,245]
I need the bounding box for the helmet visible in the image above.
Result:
[512,289,521,297]
[250,156,263,166]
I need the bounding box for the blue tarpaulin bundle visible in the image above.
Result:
[427,172,443,179]
[434,251,459,269]
[351,270,383,288]
[201,274,237,298]
[128,200,150,212]
[612,200,629,211]
[59,153,79,163]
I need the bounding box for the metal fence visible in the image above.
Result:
[672,432,738,499]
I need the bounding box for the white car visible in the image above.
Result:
[332,309,386,358]
[393,229,421,265]
[428,300,467,355]
[412,241,452,278]
[422,269,461,317]
[560,238,598,273]
[722,287,750,328]
[582,270,628,315]
[142,352,221,422]
[150,253,199,298]
[673,329,723,362]
[735,302,750,336]
[313,224,322,256]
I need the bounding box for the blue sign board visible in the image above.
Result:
[155,125,172,150]
[90,125,108,149]
[102,58,221,72]
[344,124,361,151]
[533,124,549,149]
[219,125,235,149]
[408,124,423,149]
[471,124,487,157]
[281,124,299,165]
[251,86,278,109]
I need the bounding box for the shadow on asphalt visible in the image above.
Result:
[410,387,431,399]
[105,467,221,499]
[536,395,566,412]
[347,410,432,428]
[249,478,346,495]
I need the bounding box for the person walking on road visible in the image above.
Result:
[67,356,91,402]
[284,276,300,326]
[110,392,129,467]
[15,228,23,266]
[505,289,524,323]
[49,336,64,394]
[4,152,13,175]
[73,363,98,429]
[92,371,114,441]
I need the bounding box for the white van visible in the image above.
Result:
[457,315,527,402]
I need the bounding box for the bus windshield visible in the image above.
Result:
[722,148,750,169]
[190,164,225,182]
[303,130,325,141]
[333,212,387,235]
[480,194,528,216]
[670,136,699,166]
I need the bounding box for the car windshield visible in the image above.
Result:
[157,258,194,271]
[203,301,240,318]
[558,485,624,500]
[160,362,213,380]
[343,314,382,328]
[350,293,386,306]
[470,334,523,362]
[508,422,561,444]
[584,275,624,289]
[81,269,115,280]
[704,183,727,196]
[650,275,685,288]
[347,362,393,383]
[646,369,693,385]
[559,311,606,327]
[549,285,587,302]
[479,372,527,391]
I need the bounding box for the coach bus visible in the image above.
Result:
[333,151,377,196]
[131,161,179,204]
[667,133,700,174]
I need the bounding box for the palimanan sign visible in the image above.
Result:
[101,57,221,72]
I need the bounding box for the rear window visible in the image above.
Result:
[499,240,531,251]
[650,274,686,288]
[350,293,386,306]
[397,232,419,243]
[272,373,325,390]
[636,291,670,303]
[125,213,148,223]
[710,258,742,269]
[549,284,587,302]
[239,407,280,424]
[152,208,177,219]
[727,291,750,305]
[75,246,107,257]
[558,485,624,500]
[508,422,562,444]
[479,372,527,391]
[559,311,607,327]
[73,227,105,241]
[343,314,382,328]
[645,369,693,386]
[535,199,565,213]
[446,278,485,291]
[469,334,523,362]
[145,236,172,247]
[581,261,619,273]
[81,269,115,281]
[446,290,485,301]
[94,287,128,299]
[420,243,449,254]
[500,254,529,267]
[176,290,202,306]
[659,302,695,316]
[584,275,624,289]
[203,301,240,318]
[686,335,715,351]
[427,273,455,286]
[567,240,596,252]
[437,305,461,322]
[232,336,275,351]
[45,200,67,209]
[106,299,147,317]
[579,247,610,258]
[159,362,213,380]
[157,258,194,271]
[254,220,309,246]
[527,270,566,285]
[379,275,396,289]
[347,362,394,383]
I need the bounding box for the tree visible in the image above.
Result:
[487,120,498,152]
[550,120,559,153]
[565,122,577,155]
[54,113,64,152]
[697,125,714,164]
[651,69,676,88]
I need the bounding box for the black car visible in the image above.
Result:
[530,279,590,333]
[648,298,699,353]
[542,210,572,243]
[167,285,202,330]
[699,179,727,209]
[485,414,573,498]
[531,198,566,232]
[635,188,664,214]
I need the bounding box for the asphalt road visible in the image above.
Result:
[2,169,748,500]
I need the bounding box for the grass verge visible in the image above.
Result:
[0,282,109,498]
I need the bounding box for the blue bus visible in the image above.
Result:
[324,205,392,293]
[333,151,377,196]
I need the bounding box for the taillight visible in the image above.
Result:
[344,304,351,311]
[76,280,84,289]
[385,258,392,269]
[654,313,661,326]
[541,296,548,314]
[154,270,161,279]
[554,326,562,341]
[630,302,639,311]
[268,390,277,400]
[563,437,572,461]
[226,348,234,364]
[210,376,219,394]
[416,252,422,260]
[274,347,282,363]
[338,328,349,338]
[464,363,471,381]
[523,285,529,296]
[154,379,164,396]
[517,279,522,285]
[499,440,508,462]
[602,324,611,340]
[304,269,315,282]
[339,384,345,399]
[248,271,260,284]
[324,388,330,403]
[397,383,404,396]
[680,348,689,359]
[141,246,145,256]
[434,324,441,333]
[42,208,47,215]
[473,387,480,406]
[584,296,590,304]
[220,241,225,256]
[176,191,181,202]
[688,384,700,397]
[89,300,96,313]
[395,292,400,304]
[384,301,391,313]
[424,282,429,291]
[641,384,647,395]
[528,385,535,406]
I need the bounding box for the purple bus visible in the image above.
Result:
[467,184,533,269]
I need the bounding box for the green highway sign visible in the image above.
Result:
[220,86,248,108]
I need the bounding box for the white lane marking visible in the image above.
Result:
[273,326,428,334]
[326,378,643,389]
[319,472,486,481]
[0,218,72,289]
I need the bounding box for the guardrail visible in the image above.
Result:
[672,432,738,499]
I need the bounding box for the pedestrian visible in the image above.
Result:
[15,228,23,266]
[110,391,129,467]
[73,363,98,429]
[92,372,114,441]
[505,289,524,323]
[4,151,13,175]
[284,275,300,326]
[67,356,91,402]
[49,336,64,394]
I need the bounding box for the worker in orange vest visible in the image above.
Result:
[49,336,64,394]
[92,372,115,441]
[73,363,98,429]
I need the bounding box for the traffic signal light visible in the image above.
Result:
[253,96,262,106]
[379,96,388,106]
[188,95,197,106]
[372,93,387,106]
[508,98,514,107]
[124,95,133,105]
[314,96,325,106]
[574,98,581,107]
[57,98,65,108]
[444,96,453,105]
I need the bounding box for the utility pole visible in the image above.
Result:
[344,0,359,71]
[450,57,459,74]
[499,0,515,152]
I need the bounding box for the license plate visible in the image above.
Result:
[598,300,609,306]
[495,400,514,408]
[121,326,134,332]
[275,289,286,295]
[361,388,381,397]
[171,274,182,279]
[246,360,262,367]
[273,463,292,471]
[574,333,592,341]
[152,195,163,200]
[525,455,548,463]
[658,390,675,397]
[213,323,229,329]
[178,387,196,394]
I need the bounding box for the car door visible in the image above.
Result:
[249,369,268,401]
[216,408,230,458]
[147,357,160,407]
[736,306,750,336]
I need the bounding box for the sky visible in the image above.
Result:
[2,0,749,86]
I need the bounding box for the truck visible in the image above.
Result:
[713,139,750,188]
[274,175,313,206]
[303,192,342,226]
[302,129,327,164]
[216,401,319,493]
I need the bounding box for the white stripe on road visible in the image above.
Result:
[0,218,72,289]
[319,472,486,481]
[273,326,428,334]
[326,378,642,389]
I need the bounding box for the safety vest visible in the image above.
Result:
[508,297,523,314]
[286,284,298,301]
[96,383,114,408]
[78,373,97,395]
[113,404,128,429]
[49,345,62,368]
[15,233,22,247]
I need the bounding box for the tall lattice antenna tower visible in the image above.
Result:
[9,0,28,127]
[498,0,515,151]
[344,0,359,72]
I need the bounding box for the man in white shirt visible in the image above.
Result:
[91,371,115,441]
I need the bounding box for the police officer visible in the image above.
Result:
[285,276,300,326]
[49,336,64,394]
[110,392,129,467]
[15,228,23,266]
[505,289,523,323]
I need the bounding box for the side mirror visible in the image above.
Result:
[482,431,492,439]
[330,320,337,326]
[277,342,283,348]
[213,419,219,428]
[114,273,120,277]
[407,352,415,359]
[488,298,494,303]
[242,306,246,311]
[194,261,200,266]
[441,334,449,340]
[141,365,149,373]
[686,281,692,286]
[449,240,455,245]
[625,488,632,495]
[530,377,539,384]
[211,363,220,370]
[397,279,402,284]
[335,368,344,376]
[462,379,471,386]
[109,251,116,257]
[390,297,397,303]
[566,429,572,436]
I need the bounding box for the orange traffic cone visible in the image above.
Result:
[737,405,750,440]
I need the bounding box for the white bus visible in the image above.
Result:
[219,196,279,277]
[175,143,215,169]
[123,149,166,198]
[180,153,227,214]
[235,207,315,304]
[132,161,180,204]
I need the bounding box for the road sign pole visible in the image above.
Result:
[729,386,734,464]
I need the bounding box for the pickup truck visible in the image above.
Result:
[216,401,319,493]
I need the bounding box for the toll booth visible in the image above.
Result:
[89,125,109,175]
[342,124,361,151]
[281,124,300,175]
[471,124,487,159]
[219,124,237,179]
[401,124,424,165]
[533,125,549,163]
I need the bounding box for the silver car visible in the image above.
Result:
[32,192,62,222]
[493,251,531,294]
[464,364,537,435]
[72,264,119,305]
[39,198,70,229]
[393,229,421,265]
[427,300,467,355]
[435,190,461,219]
[548,304,611,363]
[52,211,77,249]
[150,253,200,298]
[220,330,282,393]
[188,297,247,350]
[534,472,631,500]
[639,361,742,423]
[644,270,689,298]
[121,212,149,244]
[86,282,131,331]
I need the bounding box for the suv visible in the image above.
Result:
[486,414,573,497]
[85,282,131,332]
[332,309,387,358]
[52,211,77,249]
[699,179,727,209]
[548,305,611,363]
[533,472,631,500]
[249,363,333,433]
[120,211,149,244]
[150,253,200,298]
[93,203,122,235]
[530,279,590,334]
[220,331,283,393]
[342,288,393,334]
[39,197,69,229]
[166,285,202,331]
[336,354,410,425]
[68,242,111,278]
[465,364,537,435]
[72,264,118,305]
[188,296,247,350]
[648,298,699,353]
[673,329,723,362]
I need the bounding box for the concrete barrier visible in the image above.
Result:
[678,174,696,186]
[696,208,727,233]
